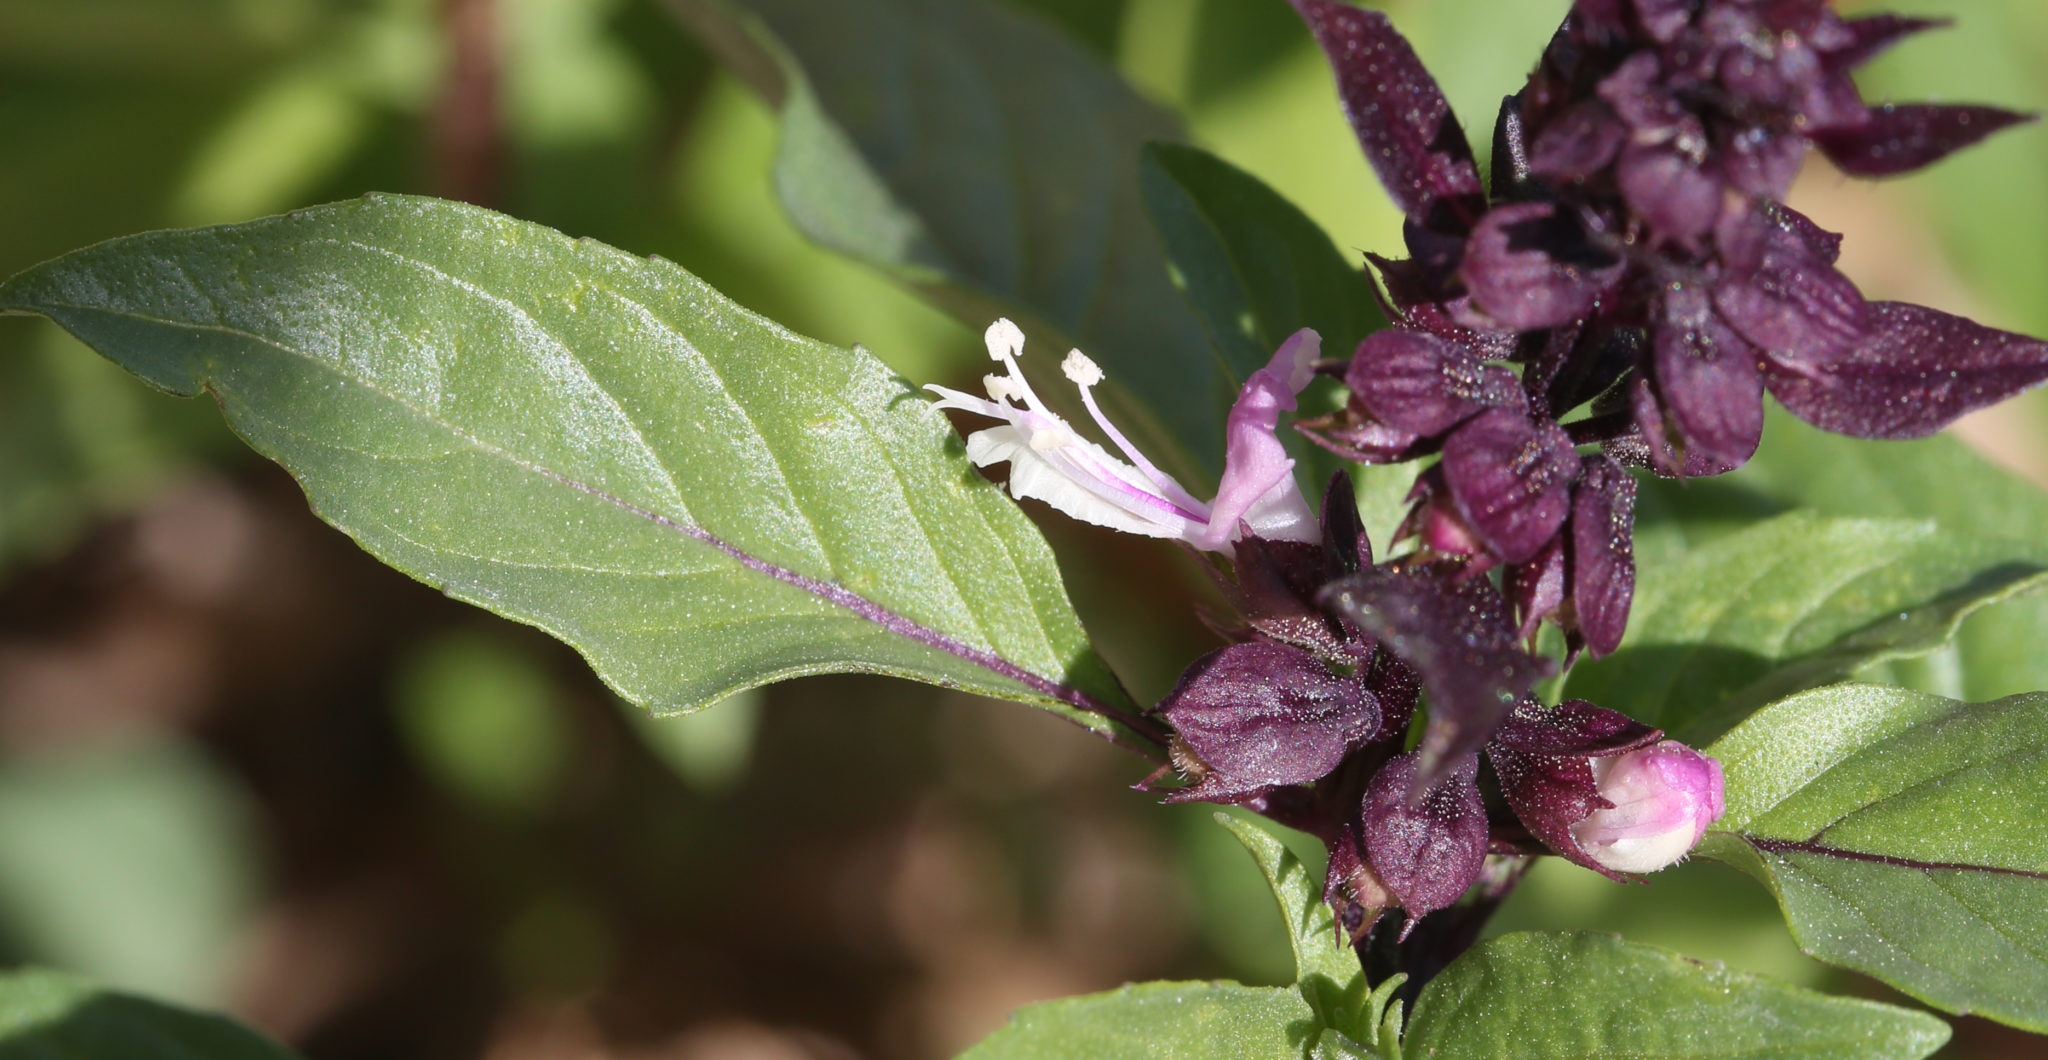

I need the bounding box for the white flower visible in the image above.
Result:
[927,320,1320,551]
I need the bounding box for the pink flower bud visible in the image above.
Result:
[1569,739,1725,874]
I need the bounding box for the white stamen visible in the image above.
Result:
[984,373,1022,403]
[1028,424,1074,451]
[984,318,1026,362]
[1061,348,1104,387]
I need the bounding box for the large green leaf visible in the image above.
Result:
[1139,142,1383,383]
[1565,511,2048,743]
[1700,408,2048,701]
[960,981,1320,1060]
[1405,932,1948,1058]
[0,969,299,1060]
[0,195,1149,747]
[665,0,1231,479]
[1702,685,2048,1032]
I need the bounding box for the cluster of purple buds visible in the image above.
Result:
[924,325,1724,942]
[1292,0,2048,654]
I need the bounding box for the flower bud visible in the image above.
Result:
[1569,739,1725,873]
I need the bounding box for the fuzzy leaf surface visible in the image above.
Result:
[0,196,1141,740]
[1216,813,1365,1039]
[1406,932,1948,1058]
[960,981,1319,1060]
[1703,685,2048,1032]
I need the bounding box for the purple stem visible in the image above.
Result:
[1746,836,2048,880]
[532,467,1168,758]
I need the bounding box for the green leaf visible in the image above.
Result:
[667,0,1232,478]
[1565,511,2048,743]
[960,980,1319,1060]
[1702,408,2048,701]
[0,195,1148,748]
[1701,685,2048,1032]
[1139,142,1383,383]
[1214,814,1366,1040]
[0,969,299,1059]
[1406,932,1949,1059]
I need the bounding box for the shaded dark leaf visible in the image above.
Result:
[1826,14,1950,73]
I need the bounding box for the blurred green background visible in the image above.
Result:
[0,0,2043,1056]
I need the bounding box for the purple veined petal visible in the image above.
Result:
[1197,330,1322,550]
[1814,104,2038,177]
[1825,14,1950,73]
[1615,142,1723,246]
[1324,817,1392,943]
[1489,699,1662,881]
[1613,376,1747,479]
[1505,538,1565,642]
[1762,301,2048,439]
[1528,100,1628,182]
[1346,329,1522,437]
[1362,752,1489,924]
[1747,202,1843,266]
[1319,567,1554,782]
[1460,201,1624,331]
[1569,454,1638,659]
[1654,282,1766,471]
[1440,407,1582,564]
[1712,215,1866,364]
[1160,641,1378,802]
[1290,0,1487,233]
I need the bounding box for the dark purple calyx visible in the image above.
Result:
[1159,640,1379,803]
[1362,751,1489,928]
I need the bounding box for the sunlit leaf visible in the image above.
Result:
[0,196,1147,747]
[1565,511,2048,743]
[1704,685,2048,1032]
[1407,932,1948,1058]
